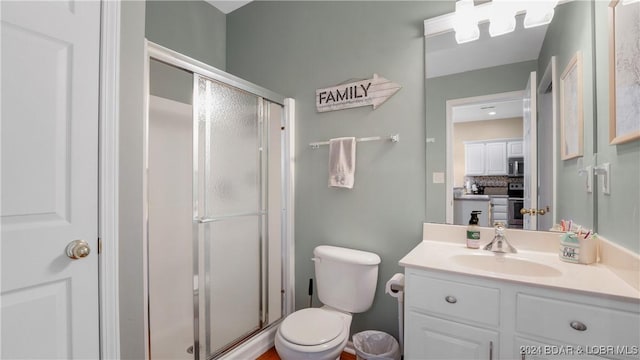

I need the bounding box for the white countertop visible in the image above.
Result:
[400,234,640,302]
[454,194,490,200]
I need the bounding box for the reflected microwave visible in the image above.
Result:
[508,157,524,177]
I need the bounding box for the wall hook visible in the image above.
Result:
[593,163,611,195]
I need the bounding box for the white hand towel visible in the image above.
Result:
[328,137,356,189]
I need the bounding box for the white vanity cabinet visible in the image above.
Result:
[515,292,639,360]
[407,312,499,360]
[404,267,640,360]
[405,270,500,359]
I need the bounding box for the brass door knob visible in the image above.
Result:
[536,206,550,216]
[520,208,534,215]
[520,207,550,216]
[66,240,91,259]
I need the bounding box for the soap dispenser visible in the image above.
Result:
[466,211,482,249]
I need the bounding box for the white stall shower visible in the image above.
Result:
[149,95,195,359]
[147,49,290,360]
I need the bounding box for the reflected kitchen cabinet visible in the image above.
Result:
[507,140,524,158]
[464,140,512,176]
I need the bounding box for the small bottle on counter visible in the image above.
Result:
[466,211,482,249]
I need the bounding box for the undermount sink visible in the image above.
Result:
[451,253,562,277]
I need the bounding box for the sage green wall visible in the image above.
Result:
[537,0,596,231]
[146,0,227,105]
[593,1,640,253]
[146,0,226,70]
[227,1,451,338]
[149,59,193,105]
[425,60,538,223]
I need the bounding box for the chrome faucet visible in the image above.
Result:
[483,222,517,254]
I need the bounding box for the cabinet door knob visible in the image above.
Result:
[570,321,587,331]
[445,295,457,304]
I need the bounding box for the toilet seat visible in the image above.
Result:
[279,308,344,346]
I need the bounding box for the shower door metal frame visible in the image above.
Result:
[195,73,268,357]
[144,40,295,360]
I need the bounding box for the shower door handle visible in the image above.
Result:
[197,211,266,223]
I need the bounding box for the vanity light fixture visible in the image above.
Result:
[523,0,559,29]
[453,0,480,44]
[489,0,517,37]
[451,0,559,44]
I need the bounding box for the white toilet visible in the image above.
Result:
[275,245,381,360]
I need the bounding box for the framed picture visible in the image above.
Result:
[560,51,583,160]
[609,0,640,144]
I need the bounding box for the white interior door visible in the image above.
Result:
[523,72,538,230]
[537,73,555,232]
[1,1,101,358]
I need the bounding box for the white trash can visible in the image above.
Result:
[352,330,401,360]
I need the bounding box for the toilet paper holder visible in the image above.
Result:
[385,273,405,356]
[385,273,405,296]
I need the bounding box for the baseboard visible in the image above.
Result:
[219,326,277,360]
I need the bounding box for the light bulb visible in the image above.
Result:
[524,0,558,28]
[453,0,480,44]
[489,0,517,37]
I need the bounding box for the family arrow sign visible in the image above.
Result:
[316,74,401,113]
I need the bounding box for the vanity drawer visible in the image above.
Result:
[516,293,640,348]
[407,273,500,327]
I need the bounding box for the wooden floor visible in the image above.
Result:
[256,347,356,360]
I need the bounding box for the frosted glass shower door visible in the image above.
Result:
[194,75,267,358]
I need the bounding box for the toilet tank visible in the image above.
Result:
[313,246,381,313]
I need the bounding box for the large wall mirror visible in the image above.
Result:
[425,0,639,253]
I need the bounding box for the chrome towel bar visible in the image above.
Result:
[309,134,399,149]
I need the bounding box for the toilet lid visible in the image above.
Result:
[280,308,344,346]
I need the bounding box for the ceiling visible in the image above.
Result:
[205,0,253,14]
[452,98,523,123]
